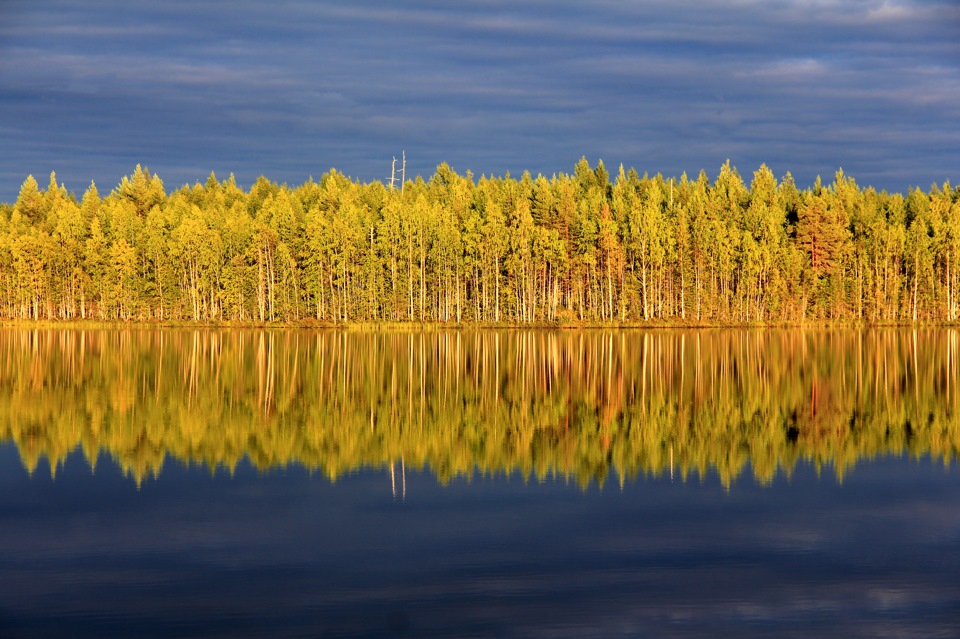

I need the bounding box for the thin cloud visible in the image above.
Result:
[750,57,829,80]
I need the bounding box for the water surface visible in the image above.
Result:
[1,328,958,637]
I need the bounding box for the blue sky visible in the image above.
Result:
[1,0,958,200]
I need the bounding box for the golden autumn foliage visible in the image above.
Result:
[2,161,960,325]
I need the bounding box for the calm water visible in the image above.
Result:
[1,328,959,638]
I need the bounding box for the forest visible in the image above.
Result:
[1,160,958,324]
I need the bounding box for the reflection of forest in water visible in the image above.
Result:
[1,328,958,486]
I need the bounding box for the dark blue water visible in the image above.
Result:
[1,446,959,638]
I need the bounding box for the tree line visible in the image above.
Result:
[1,160,958,324]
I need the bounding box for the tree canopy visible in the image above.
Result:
[2,161,958,324]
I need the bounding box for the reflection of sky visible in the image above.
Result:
[0,445,958,637]
[1,1,958,198]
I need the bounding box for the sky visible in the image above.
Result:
[0,0,958,201]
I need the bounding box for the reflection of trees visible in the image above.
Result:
[1,328,957,487]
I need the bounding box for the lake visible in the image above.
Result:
[1,328,959,637]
